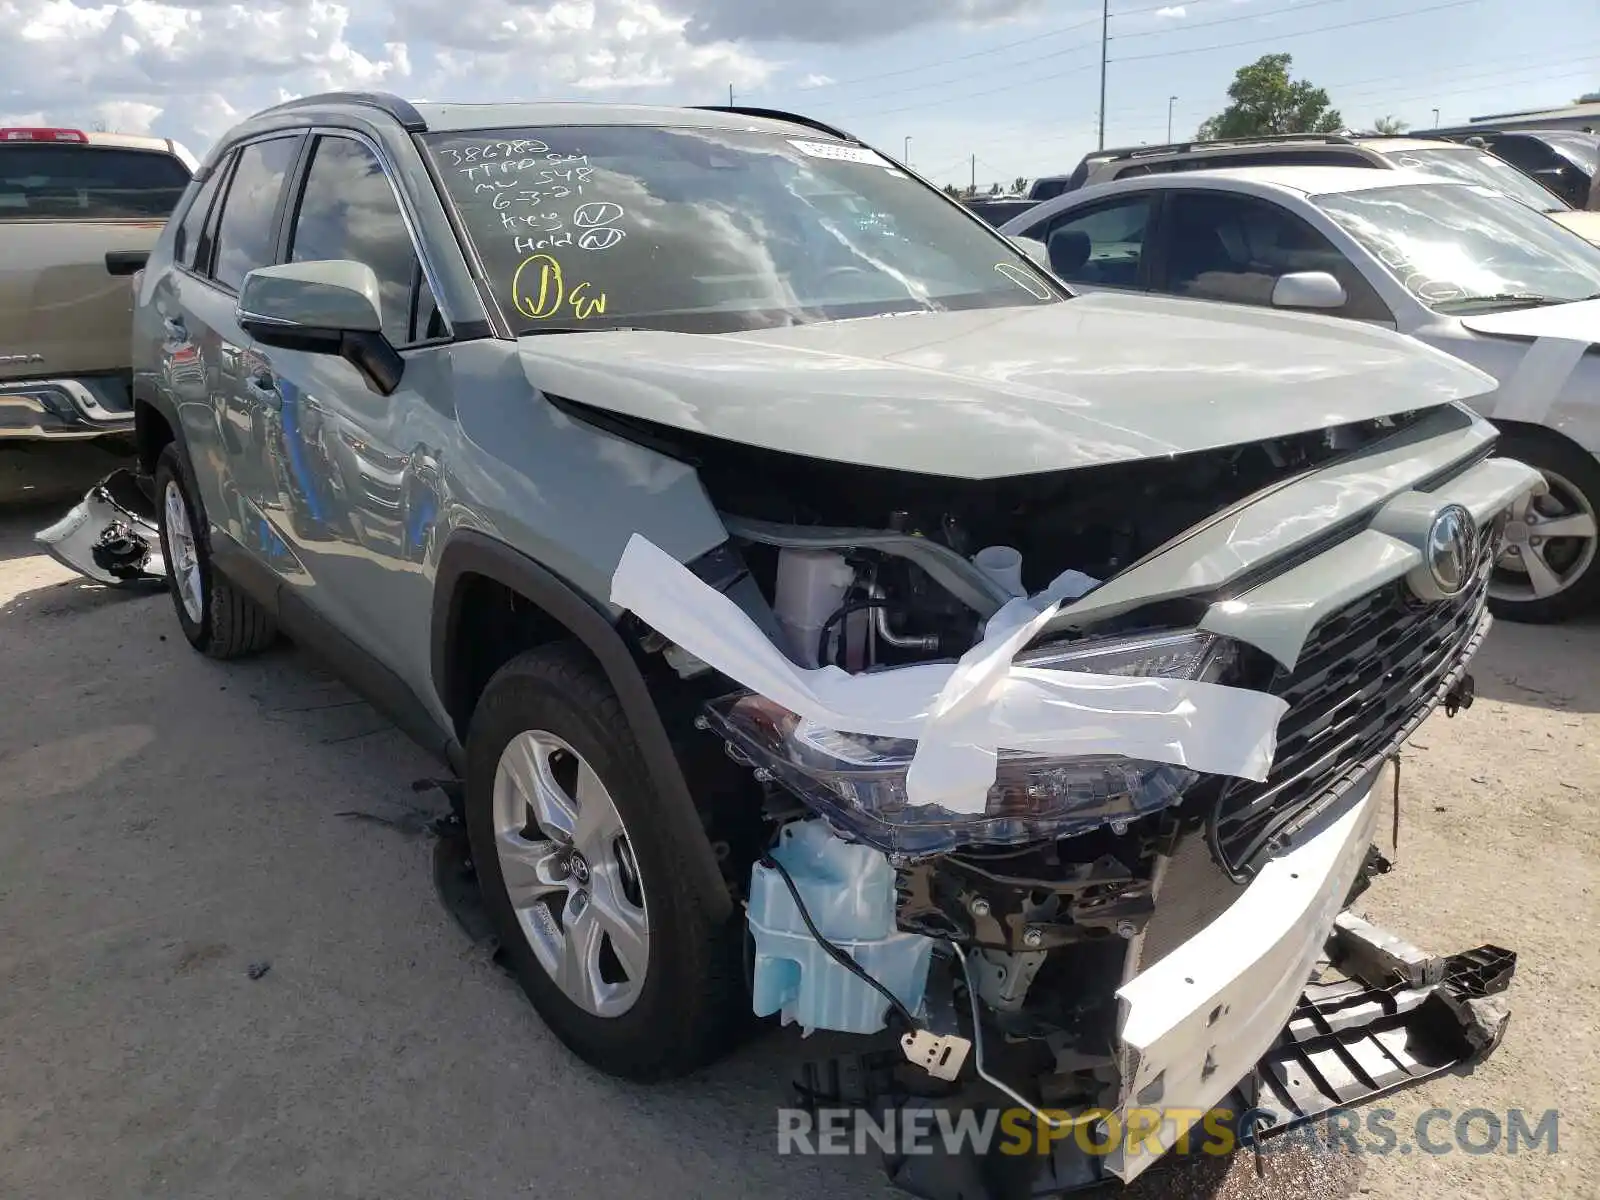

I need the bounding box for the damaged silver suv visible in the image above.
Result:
[55,93,1540,1194]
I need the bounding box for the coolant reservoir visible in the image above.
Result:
[746,819,934,1036]
[773,549,855,668]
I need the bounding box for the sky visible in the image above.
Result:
[2,0,1597,190]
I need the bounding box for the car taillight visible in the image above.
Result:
[0,127,88,143]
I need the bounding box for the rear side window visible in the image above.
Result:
[1026,195,1154,287]
[211,137,300,292]
[0,145,190,219]
[287,136,439,346]
[172,165,227,269]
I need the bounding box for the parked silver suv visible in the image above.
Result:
[93,92,1537,1196]
[1030,131,1600,242]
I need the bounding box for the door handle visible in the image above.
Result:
[245,373,281,409]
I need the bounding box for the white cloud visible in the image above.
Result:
[672,0,1046,45]
[0,0,776,155]
[1155,5,1186,15]
[1,0,1054,161]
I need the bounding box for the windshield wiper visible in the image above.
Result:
[519,325,647,335]
[1433,292,1569,311]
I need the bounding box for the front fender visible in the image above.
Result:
[431,530,733,922]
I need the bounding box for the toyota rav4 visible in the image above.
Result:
[43,92,1538,1197]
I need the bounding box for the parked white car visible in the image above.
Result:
[1003,166,1600,622]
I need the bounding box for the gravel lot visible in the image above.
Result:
[2,446,1595,1200]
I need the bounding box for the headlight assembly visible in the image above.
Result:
[702,630,1237,856]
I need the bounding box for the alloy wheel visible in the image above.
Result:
[491,730,650,1018]
[1490,469,1599,604]
[163,479,204,624]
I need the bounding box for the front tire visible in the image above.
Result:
[464,644,743,1080]
[1488,431,1600,624]
[154,443,277,658]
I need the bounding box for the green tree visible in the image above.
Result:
[1013,176,1028,194]
[1197,53,1342,140]
[989,181,1001,195]
[942,183,962,197]
[1372,114,1408,134]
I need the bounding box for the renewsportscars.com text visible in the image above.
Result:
[777,1105,1560,1160]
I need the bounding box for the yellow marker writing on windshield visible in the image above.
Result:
[511,254,609,321]
[570,281,607,319]
[512,253,565,319]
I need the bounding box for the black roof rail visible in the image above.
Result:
[256,91,427,133]
[691,105,861,144]
[1086,131,1360,165]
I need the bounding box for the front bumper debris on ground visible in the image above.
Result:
[792,916,1515,1200]
[33,468,166,587]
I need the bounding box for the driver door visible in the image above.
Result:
[240,131,454,678]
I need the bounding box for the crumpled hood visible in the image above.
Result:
[518,294,1496,479]
[1550,209,1600,248]
[1459,295,1600,344]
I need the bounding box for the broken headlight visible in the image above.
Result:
[703,630,1236,856]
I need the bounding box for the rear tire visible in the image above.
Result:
[1488,430,1600,625]
[464,643,744,1081]
[154,443,277,658]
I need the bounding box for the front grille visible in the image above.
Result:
[1210,526,1498,878]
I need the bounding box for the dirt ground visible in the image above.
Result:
[1,444,1595,1200]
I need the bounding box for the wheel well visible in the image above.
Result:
[134,400,175,476]
[1492,418,1592,458]
[441,571,582,738]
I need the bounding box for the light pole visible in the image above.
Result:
[903,136,912,166]
[1097,0,1109,150]
[1167,95,1177,143]
[1432,108,1440,128]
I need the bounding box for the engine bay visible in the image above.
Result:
[688,411,1414,671]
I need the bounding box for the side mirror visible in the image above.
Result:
[1009,235,1050,269]
[105,249,149,276]
[1271,270,1347,311]
[237,260,403,396]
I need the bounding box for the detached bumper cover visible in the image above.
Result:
[34,469,166,586]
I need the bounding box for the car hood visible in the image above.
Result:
[516,294,1496,479]
[1458,295,1600,344]
[1550,209,1600,247]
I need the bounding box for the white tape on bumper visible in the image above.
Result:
[610,534,1288,814]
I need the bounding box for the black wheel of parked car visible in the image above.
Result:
[154,443,278,658]
[1488,429,1600,625]
[464,643,745,1081]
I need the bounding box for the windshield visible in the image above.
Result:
[425,126,1062,335]
[1381,146,1569,212]
[1314,182,1600,311]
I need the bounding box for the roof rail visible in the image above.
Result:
[1086,131,1359,164]
[256,91,427,133]
[691,105,861,144]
